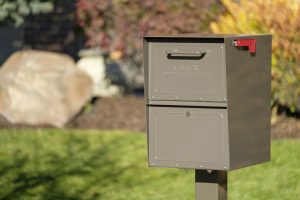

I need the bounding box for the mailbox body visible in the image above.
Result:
[143,34,272,170]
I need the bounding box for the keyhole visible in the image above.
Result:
[186,111,191,117]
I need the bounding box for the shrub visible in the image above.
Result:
[76,0,222,71]
[210,0,300,111]
[0,0,54,27]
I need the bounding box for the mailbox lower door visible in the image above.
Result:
[148,106,229,170]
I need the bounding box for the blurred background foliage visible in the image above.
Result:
[0,0,54,27]
[211,0,300,112]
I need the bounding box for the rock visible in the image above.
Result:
[77,48,121,97]
[0,50,93,127]
[106,60,144,92]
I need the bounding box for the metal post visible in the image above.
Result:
[195,170,227,200]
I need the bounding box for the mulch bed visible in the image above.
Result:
[66,96,146,131]
[271,116,300,139]
[1,95,299,139]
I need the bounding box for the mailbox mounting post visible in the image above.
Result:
[195,170,227,200]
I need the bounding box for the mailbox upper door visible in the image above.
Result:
[149,42,226,102]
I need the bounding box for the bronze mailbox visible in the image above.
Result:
[143,34,272,171]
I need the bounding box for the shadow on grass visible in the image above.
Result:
[0,133,139,200]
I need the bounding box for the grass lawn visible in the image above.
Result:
[0,129,299,200]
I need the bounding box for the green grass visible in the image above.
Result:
[0,129,299,200]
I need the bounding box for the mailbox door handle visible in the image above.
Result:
[166,50,208,59]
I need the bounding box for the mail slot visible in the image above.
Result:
[143,34,272,170]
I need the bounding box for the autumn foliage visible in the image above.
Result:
[211,0,300,111]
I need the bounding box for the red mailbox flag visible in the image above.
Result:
[233,39,256,53]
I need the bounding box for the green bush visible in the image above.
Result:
[0,0,54,27]
[210,0,300,111]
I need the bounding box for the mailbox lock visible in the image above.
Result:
[186,111,191,117]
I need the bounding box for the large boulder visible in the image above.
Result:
[0,50,93,127]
